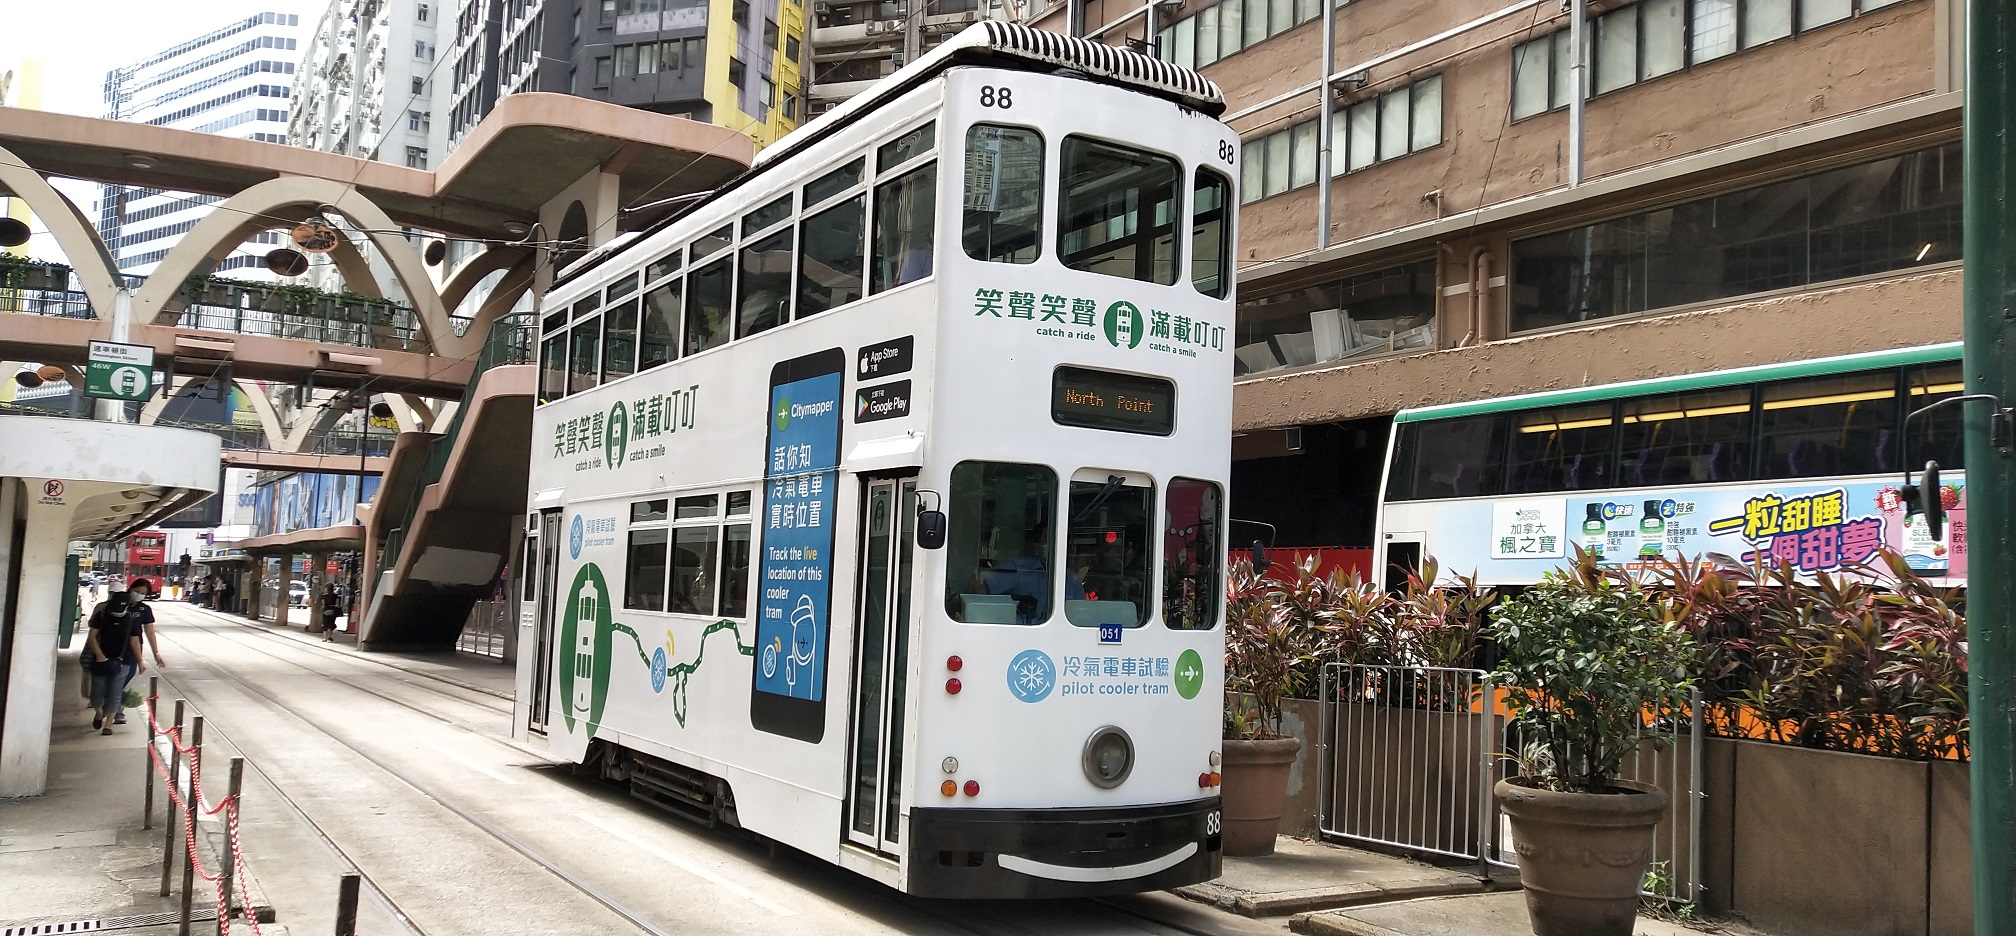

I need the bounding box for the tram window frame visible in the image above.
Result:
[737,224,795,338]
[877,119,936,172]
[797,193,865,318]
[646,248,683,286]
[606,272,640,303]
[870,161,937,294]
[962,123,1045,265]
[602,298,639,383]
[945,460,1057,626]
[539,334,567,402]
[624,526,670,611]
[684,255,733,356]
[1058,136,1182,286]
[1192,167,1233,299]
[567,315,602,394]
[1064,474,1155,628]
[692,223,734,262]
[804,157,865,207]
[742,192,795,238]
[1164,478,1223,631]
[640,488,753,618]
[639,279,681,370]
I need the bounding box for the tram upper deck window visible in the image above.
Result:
[871,163,936,293]
[1386,415,1506,501]
[539,334,566,402]
[1193,169,1232,299]
[567,316,601,394]
[602,299,639,383]
[1065,474,1154,628]
[646,248,682,285]
[1757,370,1898,480]
[1059,137,1181,286]
[685,257,731,355]
[945,461,1056,625]
[739,225,794,338]
[692,223,733,262]
[640,280,681,370]
[962,124,1044,264]
[1164,478,1222,630]
[799,194,865,317]
[1619,389,1752,487]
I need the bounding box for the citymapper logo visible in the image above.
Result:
[1103,301,1144,349]
[774,398,792,431]
[569,514,585,559]
[605,402,629,470]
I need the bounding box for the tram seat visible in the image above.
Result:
[959,594,1019,624]
[1065,599,1138,628]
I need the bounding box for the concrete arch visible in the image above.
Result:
[397,394,436,433]
[230,378,291,453]
[0,143,124,319]
[138,374,200,425]
[440,246,532,318]
[133,177,451,351]
[461,255,538,346]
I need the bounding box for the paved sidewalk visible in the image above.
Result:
[1176,837,1504,918]
[1290,890,1763,936]
[169,600,515,698]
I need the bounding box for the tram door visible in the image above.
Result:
[845,478,917,854]
[528,509,564,732]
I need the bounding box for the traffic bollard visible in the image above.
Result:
[143,677,159,831]
[160,699,184,897]
[334,874,361,936]
[218,757,244,936]
[178,715,203,936]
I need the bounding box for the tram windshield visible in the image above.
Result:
[1064,475,1153,627]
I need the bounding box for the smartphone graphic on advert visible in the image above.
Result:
[749,347,847,743]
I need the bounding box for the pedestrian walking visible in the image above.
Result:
[115,578,167,725]
[319,583,343,641]
[83,593,143,734]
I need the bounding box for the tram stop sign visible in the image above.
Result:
[84,340,155,402]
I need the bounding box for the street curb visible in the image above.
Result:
[1175,876,1504,918]
[179,604,514,701]
[1288,910,1412,936]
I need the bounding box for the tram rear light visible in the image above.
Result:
[1198,772,1212,788]
[963,780,980,797]
[947,655,963,672]
[946,678,962,694]
[941,780,957,797]
[1104,531,1118,543]
[1210,772,1222,787]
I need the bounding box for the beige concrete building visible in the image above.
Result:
[1037,0,1963,553]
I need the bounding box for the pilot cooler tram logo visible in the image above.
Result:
[569,515,585,559]
[1007,649,1057,703]
[558,564,615,732]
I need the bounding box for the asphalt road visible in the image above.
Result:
[144,603,1282,936]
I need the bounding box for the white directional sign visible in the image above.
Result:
[84,340,155,402]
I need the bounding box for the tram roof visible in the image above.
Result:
[1392,342,1965,425]
[556,21,1223,287]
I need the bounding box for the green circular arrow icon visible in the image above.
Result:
[1174,648,1205,700]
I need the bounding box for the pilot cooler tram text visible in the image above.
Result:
[515,23,1237,898]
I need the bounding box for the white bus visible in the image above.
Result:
[1374,344,1970,588]
[514,22,1237,898]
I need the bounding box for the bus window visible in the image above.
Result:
[539,334,567,402]
[871,163,937,293]
[1507,403,1616,494]
[685,257,732,355]
[1619,389,1752,486]
[1192,168,1231,299]
[640,281,681,370]
[1163,479,1222,630]
[1758,370,1898,480]
[568,317,601,394]
[1905,364,1967,471]
[625,528,668,611]
[1065,475,1153,627]
[798,194,865,317]
[602,299,639,383]
[738,226,794,338]
[1058,136,1180,286]
[1392,415,1507,500]
[962,124,1044,264]
[945,461,1056,625]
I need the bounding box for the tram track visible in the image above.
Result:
[156,612,1259,936]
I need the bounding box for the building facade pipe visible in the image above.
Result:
[1085,1,1149,39]
[1068,0,1086,37]
[1962,0,2016,930]
[1567,0,1585,186]
[1314,0,1337,250]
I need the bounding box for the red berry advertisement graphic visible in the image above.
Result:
[1939,485,1961,510]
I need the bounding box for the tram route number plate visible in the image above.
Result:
[1098,623,1123,644]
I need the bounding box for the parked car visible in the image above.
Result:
[289,581,310,607]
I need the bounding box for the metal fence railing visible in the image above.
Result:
[1317,662,1703,902]
[458,601,510,659]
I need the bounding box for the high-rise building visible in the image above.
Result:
[290,0,451,169]
[1042,0,1961,557]
[804,0,1000,118]
[97,12,312,278]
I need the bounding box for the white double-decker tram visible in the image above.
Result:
[515,23,1237,898]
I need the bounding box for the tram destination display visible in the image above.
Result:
[1051,365,1175,435]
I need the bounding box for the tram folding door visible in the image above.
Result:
[529,509,564,732]
[846,478,918,855]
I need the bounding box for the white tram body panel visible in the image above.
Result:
[516,23,1234,898]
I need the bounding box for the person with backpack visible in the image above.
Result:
[318,583,344,641]
[83,593,144,735]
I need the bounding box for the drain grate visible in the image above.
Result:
[3,908,216,936]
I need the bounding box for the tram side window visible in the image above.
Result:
[539,334,567,402]
[1193,168,1232,299]
[639,281,681,370]
[1389,415,1507,501]
[602,299,639,383]
[1065,475,1154,627]
[1619,389,1752,487]
[685,257,732,356]
[1507,404,1616,494]
[738,226,795,338]
[568,316,601,394]
[625,528,669,611]
[1905,364,1967,471]
[671,525,719,614]
[1757,370,1899,481]
[870,163,937,293]
[1058,136,1181,286]
[962,124,1044,264]
[1164,478,1222,630]
[722,520,751,617]
[945,461,1056,625]
[798,194,865,317]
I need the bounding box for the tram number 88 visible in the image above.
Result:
[979,86,1013,109]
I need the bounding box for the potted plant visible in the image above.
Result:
[1488,553,1694,936]
[1220,558,1323,856]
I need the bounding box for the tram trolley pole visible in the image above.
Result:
[178,715,204,936]
[160,699,184,897]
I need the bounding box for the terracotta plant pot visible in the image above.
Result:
[1495,777,1669,936]
[1220,737,1301,856]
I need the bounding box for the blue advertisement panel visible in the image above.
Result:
[1412,474,1968,584]
[753,372,843,702]
[253,472,383,536]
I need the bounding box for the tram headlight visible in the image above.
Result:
[1082,726,1135,789]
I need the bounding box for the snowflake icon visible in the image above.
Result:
[1007,649,1056,703]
